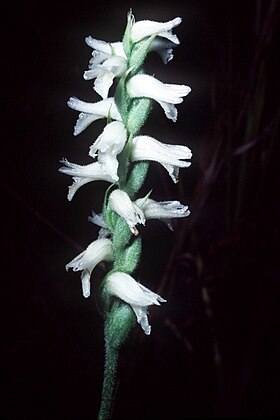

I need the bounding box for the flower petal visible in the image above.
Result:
[131,17,182,43]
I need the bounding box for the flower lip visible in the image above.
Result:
[67,97,122,135]
[131,17,182,44]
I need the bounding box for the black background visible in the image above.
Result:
[2,0,280,418]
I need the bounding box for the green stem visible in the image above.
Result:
[98,344,119,420]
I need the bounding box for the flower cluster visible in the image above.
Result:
[60,12,192,336]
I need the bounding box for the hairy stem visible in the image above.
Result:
[98,344,119,420]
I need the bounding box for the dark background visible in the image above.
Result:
[2,0,280,418]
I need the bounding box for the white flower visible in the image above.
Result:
[67,97,121,136]
[66,238,114,298]
[135,198,190,230]
[130,135,192,183]
[131,17,182,44]
[108,189,145,235]
[106,272,166,335]
[127,74,191,122]
[89,121,127,181]
[59,159,116,201]
[84,37,127,99]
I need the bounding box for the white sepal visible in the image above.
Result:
[135,198,190,230]
[106,272,166,335]
[67,97,121,136]
[131,17,182,44]
[59,159,116,201]
[83,37,127,99]
[131,135,192,183]
[84,56,127,99]
[126,74,191,121]
[66,238,114,298]
[108,189,145,235]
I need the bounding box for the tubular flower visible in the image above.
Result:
[106,272,166,335]
[130,16,182,44]
[126,74,191,122]
[108,189,145,235]
[66,238,114,298]
[89,121,127,181]
[135,198,190,230]
[67,97,121,136]
[130,135,192,183]
[59,159,116,201]
[84,37,127,99]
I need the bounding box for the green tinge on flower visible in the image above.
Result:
[135,198,190,230]
[108,189,145,235]
[106,272,166,335]
[59,159,116,201]
[130,16,182,44]
[67,97,121,136]
[130,135,192,183]
[66,238,114,298]
[89,121,127,181]
[126,74,191,122]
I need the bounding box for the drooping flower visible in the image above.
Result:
[66,238,114,298]
[130,135,192,183]
[130,16,182,44]
[89,121,127,181]
[135,197,190,230]
[106,271,166,335]
[108,189,145,235]
[59,159,116,201]
[126,74,191,122]
[67,97,121,136]
[84,37,127,99]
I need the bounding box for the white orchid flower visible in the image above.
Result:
[131,135,192,183]
[84,37,127,99]
[106,272,166,335]
[131,16,182,44]
[126,74,191,122]
[59,159,116,201]
[66,238,114,298]
[108,189,145,235]
[135,198,190,230]
[67,97,121,136]
[89,121,127,181]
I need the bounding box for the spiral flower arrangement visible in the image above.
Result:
[60,11,192,419]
